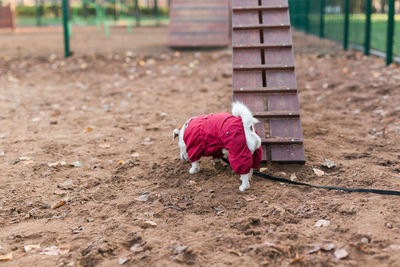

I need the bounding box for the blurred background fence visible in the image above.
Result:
[1,0,399,64]
[1,0,169,28]
[289,0,399,65]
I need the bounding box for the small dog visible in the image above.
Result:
[173,102,262,191]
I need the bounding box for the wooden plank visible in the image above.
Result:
[0,6,14,29]
[168,0,229,47]
[231,0,305,163]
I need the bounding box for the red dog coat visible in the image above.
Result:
[183,112,262,174]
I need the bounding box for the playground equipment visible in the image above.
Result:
[168,0,230,47]
[231,0,305,163]
[0,5,15,30]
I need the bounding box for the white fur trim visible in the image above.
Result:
[232,102,262,154]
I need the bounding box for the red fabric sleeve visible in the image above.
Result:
[252,146,263,169]
[228,142,253,175]
[212,150,224,159]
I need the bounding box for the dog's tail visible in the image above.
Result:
[232,101,259,128]
[232,101,261,153]
[172,129,180,141]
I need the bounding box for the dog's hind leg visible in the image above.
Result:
[239,169,253,191]
[189,161,200,174]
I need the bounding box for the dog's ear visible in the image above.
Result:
[172,129,180,141]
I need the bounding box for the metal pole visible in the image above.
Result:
[62,0,70,57]
[319,0,325,38]
[103,4,109,37]
[135,0,140,26]
[343,0,349,50]
[154,0,159,25]
[364,0,372,55]
[35,0,41,26]
[95,3,101,32]
[386,0,395,65]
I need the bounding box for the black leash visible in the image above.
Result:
[221,158,400,196]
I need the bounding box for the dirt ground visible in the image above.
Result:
[0,27,400,267]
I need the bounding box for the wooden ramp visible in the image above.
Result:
[168,0,230,47]
[0,5,15,30]
[231,0,305,163]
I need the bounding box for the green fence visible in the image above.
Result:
[289,0,398,65]
[15,0,169,28]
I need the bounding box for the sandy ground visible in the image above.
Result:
[0,27,400,267]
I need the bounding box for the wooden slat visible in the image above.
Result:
[233,0,288,7]
[233,6,288,12]
[233,87,297,94]
[262,138,303,145]
[233,43,292,49]
[253,111,300,119]
[233,64,294,70]
[233,24,290,30]
[172,6,228,10]
[168,0,229,47]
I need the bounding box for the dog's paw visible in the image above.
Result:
[189,167,200,174]
[239,184,250,191]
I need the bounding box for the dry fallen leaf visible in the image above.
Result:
[0,253,12,261]
[334,248,349,259]
[40,246,59,256]
[313,168,325,177]
[48,161,67,167]
[307,245,320,254]
[52,200,66,210]
[322,159,336,169]
[314,219,330,227]
[130,243,143,253]
[84,127,93,133]
[138,220,157,229]
[70,161,83,167]
[228,249,242,257]
[118,257,129,265]
[290,256,304,264]
[321,243,335,251]
[99,144,110,149]
[188,180,198,186]
[243,195,257,202]
[24,244,40,252]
